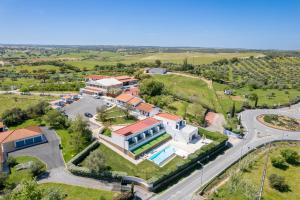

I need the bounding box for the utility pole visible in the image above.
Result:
[258,143,271,200]
[197,161,204,186]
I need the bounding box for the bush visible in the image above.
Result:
[113,191,134,200]
[29,161,46,177]
[2,108,28,126]
[7,156,17,168]
[280,149,300,165]
[85,150,107,174]
[43,110,69,129]
[0,173,8,190]
[268,174,289,192]
[271,156,288,170]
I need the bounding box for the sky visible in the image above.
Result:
[0,0,300,50]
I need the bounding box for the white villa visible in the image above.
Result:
[154,113,199,144]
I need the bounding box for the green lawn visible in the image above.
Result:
[0,94,55,116]
[9,119,41,130]
[56,129,75,162]
[208,142,300,200]
[99,107,137,126]
[39,183,116,200]
[132,133,171,155]
[7,156,46,185]
[81,143,185,180]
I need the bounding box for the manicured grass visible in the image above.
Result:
[56,129,75,162]
[9,119,41,130]
[39,183,116,200]
[208,142,300,200]
[102,128,112,137]
[99,107,137,126]
[132,133,171,155]
[0,94,55,116]
[7,156,46,185]
[81,144,185,180]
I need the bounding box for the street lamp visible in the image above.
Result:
[197,161,204,186]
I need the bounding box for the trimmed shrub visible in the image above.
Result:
[280,149,300,165]
[271,156,288,170]
[269,174,289,192]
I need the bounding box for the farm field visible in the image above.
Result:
[64,52,263,70]
[207,142,300,200]
[0,94,55,116]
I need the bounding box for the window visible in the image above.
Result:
[25,138,34,145]
[34,136,42,143]
[15,140,25,148]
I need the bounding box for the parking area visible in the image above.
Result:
[9,127,65,170]
[62,95,107,120]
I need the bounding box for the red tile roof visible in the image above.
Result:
[115,93,134,103]
[115,76,137,83]
[127,97,143,105]
[0,126,42,144]
[205,112,216,126]
[86,75,110,80]
[156,113,182,121]
[114,118,160,136]
[135,103,156,113]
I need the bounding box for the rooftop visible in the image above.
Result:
[156,112,182,121]
[115,93,134,103]
[127,97,143,105]
[123,87,139,96]
[96,78,122,87]
[86,75,109,80]
[0,126,42,144]
[114,117,160,136]
[135,103,156,113]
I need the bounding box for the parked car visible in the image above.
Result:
[84,112,93,118]
[106,102,112,107]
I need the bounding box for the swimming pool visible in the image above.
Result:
[148,146,176,166]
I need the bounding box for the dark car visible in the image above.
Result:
[84,112,93,118]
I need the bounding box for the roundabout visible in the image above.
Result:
[257,114,300,132]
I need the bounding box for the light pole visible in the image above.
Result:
[197,161,204,186]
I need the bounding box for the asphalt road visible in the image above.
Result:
[9,127,65,170]
[152,103,300,200]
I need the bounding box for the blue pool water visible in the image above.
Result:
[149,146,176,166]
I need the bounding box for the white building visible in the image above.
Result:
[111,117,166,152]
[154,113,199,144]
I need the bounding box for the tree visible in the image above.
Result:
[230,102,235,118]
[43,110,68,129]
[85,150,107,174]
[26,101,49,118]
[271,156,288,170]
[268,174,289,192]
[248,93,258,107]
[69,115,92,154]
[10,179,43,200]
[2,108,27,126]
[140,79,165,96]
[155,59,161,67]
[280,149,300,165]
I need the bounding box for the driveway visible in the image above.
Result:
[9,127,65,170]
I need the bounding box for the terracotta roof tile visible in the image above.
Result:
[114,117,160,136]
[115,93,134,103]
[0,126,42,144]
[135,103,156,113]
[156,113,182,121]
[86,75,110,80]
[127,97,143,105]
